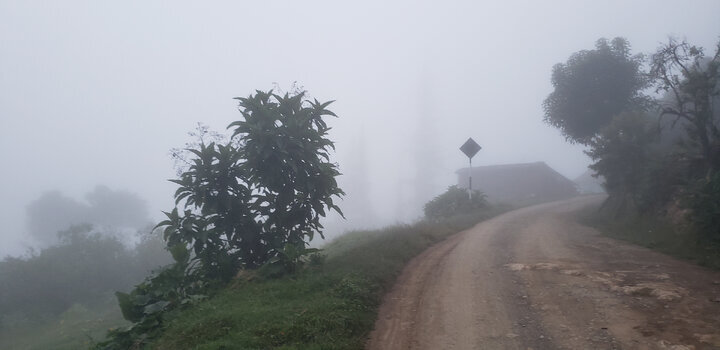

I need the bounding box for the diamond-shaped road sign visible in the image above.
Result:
[460,138,482,159]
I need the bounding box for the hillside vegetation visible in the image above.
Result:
[0,225,171,349]
[137,206,505,349]
[544,37,720,258]
[0,185,503,350]
[2,87,507,349]
[84,87,504,349]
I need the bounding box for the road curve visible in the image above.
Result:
[366,196,720,350]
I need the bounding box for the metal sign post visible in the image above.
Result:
[459,138,482,200]
[469,156,473,199]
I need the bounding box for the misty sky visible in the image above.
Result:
[1,0,719,256]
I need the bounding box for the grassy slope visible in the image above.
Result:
[0,294,129,350]
[580,206,720,270]
[147,208,506,350]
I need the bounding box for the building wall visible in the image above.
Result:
[457,162,578,205]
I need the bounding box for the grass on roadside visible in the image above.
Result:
[147,207,506,350]
[580,206,720,270]
[0,294,129,350]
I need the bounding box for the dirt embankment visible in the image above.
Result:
[367,196,720,350]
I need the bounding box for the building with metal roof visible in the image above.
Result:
[456,162,578,206]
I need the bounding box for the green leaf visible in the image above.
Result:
[169,243,190,263]
[143,300,170,315]
[115,292,144,323]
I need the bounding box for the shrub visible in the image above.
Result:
[685,172,720,242]
[424,185,488,221]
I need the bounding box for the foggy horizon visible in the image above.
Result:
[2,0,719,257]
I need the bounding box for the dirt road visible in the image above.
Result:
[367,196,720,350]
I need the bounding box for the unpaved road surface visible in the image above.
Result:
[367,196,720,350]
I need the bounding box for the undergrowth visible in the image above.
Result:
[580,206,720,270]
[0,294,129,350]
[141,207,506,349]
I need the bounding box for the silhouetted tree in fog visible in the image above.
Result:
[25,187,152,246]
[26,191,87,245]
[650,37,720,175]
[544,37,648,144]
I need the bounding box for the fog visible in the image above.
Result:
[1,0,718,256]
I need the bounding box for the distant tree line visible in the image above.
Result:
[0,224,171,329]
[544,36,720,242]
[0,186,170,330]
[25,186,151,246]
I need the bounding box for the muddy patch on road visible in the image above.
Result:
[505,262,689,302]
[510,208,720,350]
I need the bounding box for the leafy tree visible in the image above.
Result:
[586,112,659,212]
[169,122,231,177]
[543,38,648,144]
[650,37,720,174]
[424,185,487,221]
[157,90,343,280]
[103,89,344,348]
[544,36,720,248]
[650,38,720,240]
